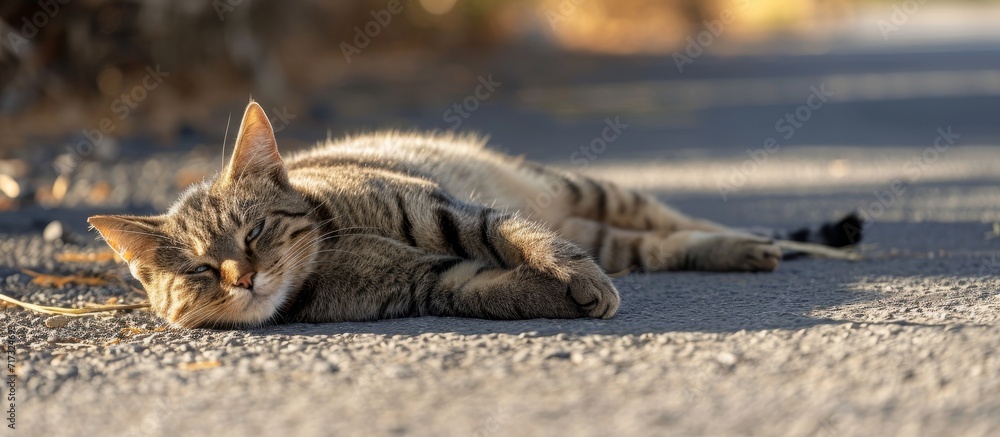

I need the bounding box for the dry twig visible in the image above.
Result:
[0,293,149,317]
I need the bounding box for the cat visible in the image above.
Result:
[88,101,861,329]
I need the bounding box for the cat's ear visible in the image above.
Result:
[221,101,288,186]
[87,215,166,263]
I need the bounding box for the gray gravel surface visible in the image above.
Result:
[5,156,1000,436]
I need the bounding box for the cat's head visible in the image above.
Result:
[89,102,319,328]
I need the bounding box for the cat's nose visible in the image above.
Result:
[222,259,256,289]
[236,271,255,289]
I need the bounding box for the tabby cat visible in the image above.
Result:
[89,102,860,328]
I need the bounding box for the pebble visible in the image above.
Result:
[0,174,20,198]
[43,221,64,242]
[546,351,571,360]
[45,315,71,328]
[716,352,738,366]
[312,362,340,374]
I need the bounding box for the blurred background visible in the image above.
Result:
[1,0,999,234]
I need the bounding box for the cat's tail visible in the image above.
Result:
[738,212,863,260]
[777,212,864,248]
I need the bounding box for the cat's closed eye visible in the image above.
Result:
[188,265,214,275]
[246,221,265,243]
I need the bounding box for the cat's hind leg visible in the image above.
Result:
[522,164,731,234]
[551,170,864,248]
[524,166,859,263]
[558,217,781,273]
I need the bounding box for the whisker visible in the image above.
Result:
[222,111,232,173]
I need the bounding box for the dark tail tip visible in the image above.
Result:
[821,212,864,247]
[783,211,864,248]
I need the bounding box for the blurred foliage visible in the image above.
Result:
[0,0,505,114]
[0,0,996,147]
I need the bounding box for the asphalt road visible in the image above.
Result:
[3,46,1000,436]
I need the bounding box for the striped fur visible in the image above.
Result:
[88,101,835,328]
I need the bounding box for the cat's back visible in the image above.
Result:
[285,131,546,212]
[286,131,496,172]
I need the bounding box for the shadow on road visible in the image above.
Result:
[249,262,872,337]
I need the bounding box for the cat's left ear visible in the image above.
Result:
[87,215,167,264]
[221,101,288,187]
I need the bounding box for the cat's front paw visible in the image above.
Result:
[564,258,620,319]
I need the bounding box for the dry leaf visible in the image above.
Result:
[120,325,167,337]
[22,268,111,288]
[180,360,221,371]
[55,251,119,263]
[0,292,150,317]
[120,327,148,337]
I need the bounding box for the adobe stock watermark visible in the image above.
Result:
[471,404,507,437]
[54,65,170,174]
[568,116,629,169]
[855,126,959,231]
[526,116,629,215]
[441,74,502,130]
[213,0,246,21]
[340,0,413,64]
[3,0,69,54]
[540,0,588,30]
[120,398,177,437]
[978,253,999,277]
[878,0,931,40]
[681,365,717,403]
[267,105,297,134]
[717,84,834,201]
[672,0,751,72]
[5,325,15,430]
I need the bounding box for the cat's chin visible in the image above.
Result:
[167,272,292,329]
[232,271,291,326]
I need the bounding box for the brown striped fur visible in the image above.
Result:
[88,102,782,328]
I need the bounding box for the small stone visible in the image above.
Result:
[0,174,20,198]
[716,352,738,366]
[546,351,571,360]
[43,221,64,242]
[45,315,71,328]
[313,362,339,374]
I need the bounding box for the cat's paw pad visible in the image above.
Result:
[689,233,781,272]
[564,260,620,319]
[740,239,782,272]
[724,235,781,272]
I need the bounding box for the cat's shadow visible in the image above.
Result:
[252,261,882,337]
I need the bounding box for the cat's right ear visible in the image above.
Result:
[87,215,166,264]
[220,101,288,187]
